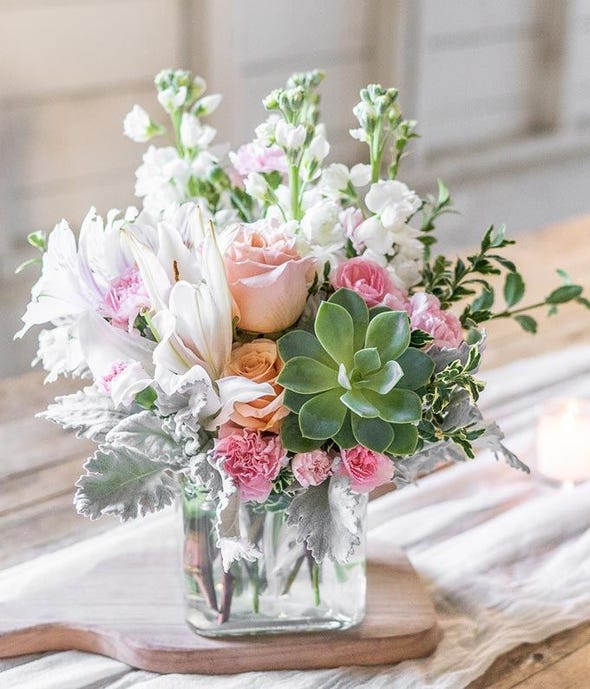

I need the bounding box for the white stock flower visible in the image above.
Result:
[254,114,281,146]
[180,113,216,149]
[123,105,153,143]
[194,93,222,116]
[157,86,188,113]
[320,163,371,198]
[365,180,420,228]
[299,199,345,266]
[244,172,268,201]
[300,128,330,181]
[274,121,307,151]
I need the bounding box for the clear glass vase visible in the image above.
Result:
[182,484,367,637]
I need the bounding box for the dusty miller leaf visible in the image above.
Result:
[393,441,468,487]
[286,475,363,563]
[40,386,133,443]
[476,421,530,473]
[74,445,177,521]
[105,411,184,465]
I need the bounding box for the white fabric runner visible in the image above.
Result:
[2,345,590,689]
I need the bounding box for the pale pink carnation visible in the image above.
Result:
[102,266,150,331]
[382,289,410,311]
[339,446,394,493]
[291,450,333,487]
[229,142,288,178]
[332,257,397,307]
[214,429,286,502]
[407,292,463,349]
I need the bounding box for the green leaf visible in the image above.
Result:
[557,268,573,285]
[514,314,538,334]
[299,389,347,439]
[315,301,354,368]
[27,230,47,252]
[577,296,590,310]
[365,311,410,363]
[503,272,525,307]
[135,386,157,410]
[472,286,494,312]
[351,415,394,453]
[280,413,324,452]
[354,348,381,375]
[340,389,380,418]
[283,389,313,413]
[366,387,422,423]
[15,257,42,274]
[74,446,176,521]
[333,411,357,449]
[387,423,419,455]
[396,348,435,390]
[277,356,338,394]
[546,285,583,304]
[278,330,336,368]
[356,360,403,394]
[329,288,369,351]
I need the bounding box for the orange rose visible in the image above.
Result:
[224,339,289,432]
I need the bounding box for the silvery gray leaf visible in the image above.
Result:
[442,390,483,431]
[105,410,184,466]
[74,445,177,521]
[286,475,363,563]
[393,441,468,487]
[429,330,486,373]
[476,421,530,473]
[40,385,132,443]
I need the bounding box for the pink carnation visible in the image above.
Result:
[229,142,288,178]
[407,292,463,349]
[214,429,286,502]
[339,446,394,493]
[98,360,129,394]
[291,450,333,487]
[331,257,398,307]
[102,266,150,331]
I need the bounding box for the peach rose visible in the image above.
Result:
[224,339,289,432]
[224,221,314,333]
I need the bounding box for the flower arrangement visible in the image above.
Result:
[17,69,589,631]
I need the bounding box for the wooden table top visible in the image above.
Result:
[1,215,589,687]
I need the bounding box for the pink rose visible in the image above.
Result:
[339,446,394,493]
[229,142,288,178]
[292,450,333,487]
[407,292,463,349]
[101,266,150,331]
[331,257,398,307]
[224,221,315,333]
[214,429,286,502]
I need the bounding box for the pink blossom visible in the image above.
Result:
[229,142,288,178]
[98,360,129,394]
[339,207,364,252]
[291,450,333,487]
[101,266,150,331]
[331,257,397,307]
[339,446,394,493]
[214,429,286,502]
[407,292,463,349]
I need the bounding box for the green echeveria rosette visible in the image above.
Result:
[276,288,435,456]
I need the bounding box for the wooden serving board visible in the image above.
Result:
[0,519,439,675]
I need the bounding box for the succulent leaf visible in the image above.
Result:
[340,389,380,418]
[277,356,338,393]
[354,347,381,375]
[356,360,403,394]
[280,413,324,452]
[387,423,419,455]
[330,288,369,351]
[396,348,436,390]
[351,415,394,453]
[299,389,347,439]
[366,387,422,423]
[283,389,313,413]
[365,311,410,362]
[278,329,336,368]
[333,411,356,448]
[314,301,354,368]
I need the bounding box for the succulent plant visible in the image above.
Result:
[277,288,435,455]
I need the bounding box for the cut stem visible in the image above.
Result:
[217,569,235,624]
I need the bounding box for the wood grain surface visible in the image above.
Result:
[1,217,589,684]
[0,532,439,674]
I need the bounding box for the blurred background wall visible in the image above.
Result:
[2,0,590,377]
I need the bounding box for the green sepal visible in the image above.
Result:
[280,414,324,452]
[351,415,394,453]
[299,388,347,440]
[277,356,338,394]
[396,348,435,390]
[387,423,419,455]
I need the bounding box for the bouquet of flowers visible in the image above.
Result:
[17,69,589,632]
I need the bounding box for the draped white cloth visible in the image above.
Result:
[2,346,590,689]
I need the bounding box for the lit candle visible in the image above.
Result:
[536,398,590,484]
